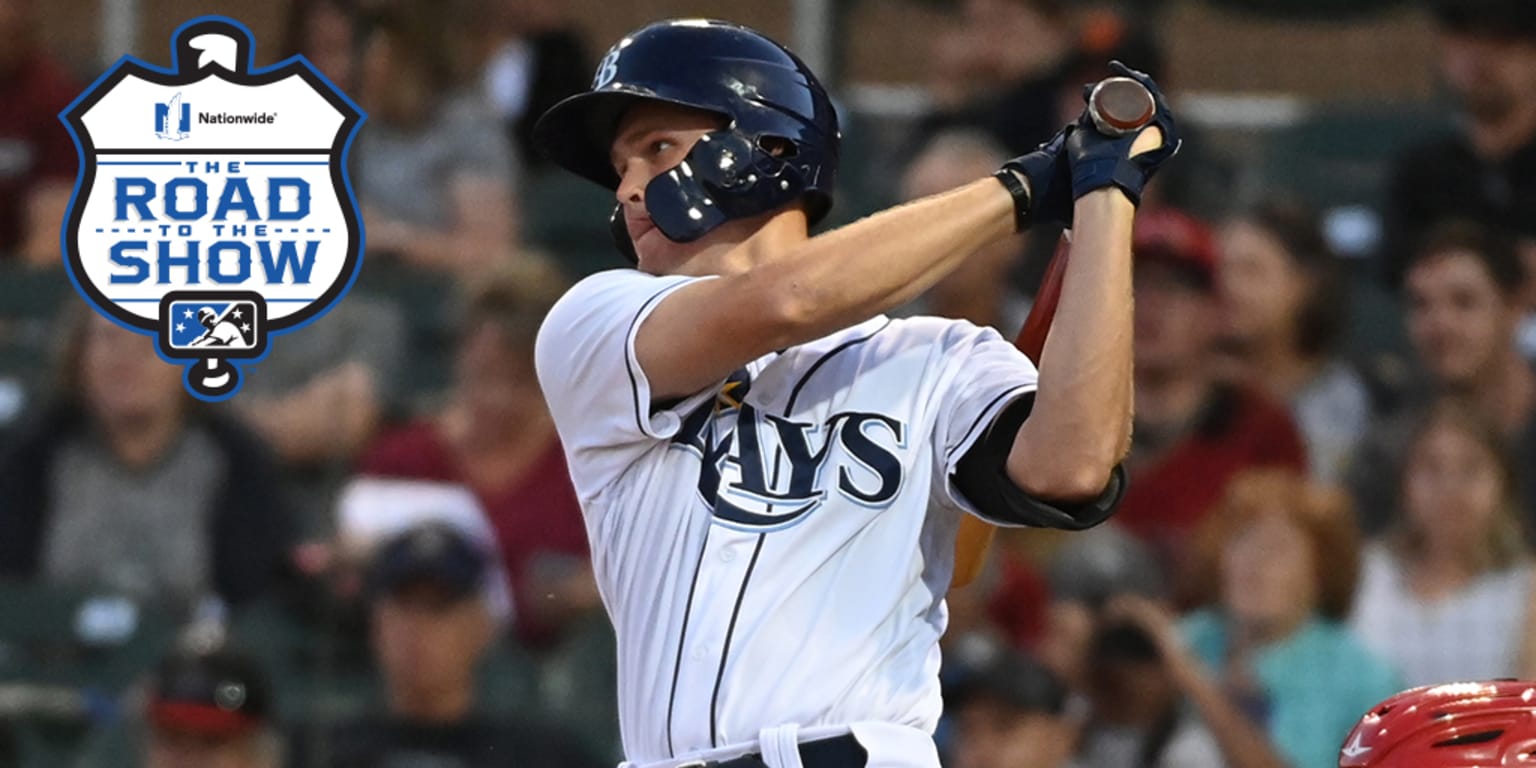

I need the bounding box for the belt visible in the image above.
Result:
[677,734,867,768]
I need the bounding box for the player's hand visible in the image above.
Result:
[996,125,1073,231]
[1065,60,1182,206]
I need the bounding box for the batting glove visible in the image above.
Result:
[995,125,1074,233]
[1065,60,1182,206]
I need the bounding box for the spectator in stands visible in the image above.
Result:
[1348,220,1536,537]
[1380,0,1536,286]
[281,0,358,90]
[265,1,426,530]
[233,294,405,526]
[920,0,1076,157]
[318,522,601,768]
[1175,468,1399,768]
[1073,612,1226,768]
[899,129,1029,332]
[1023,524,1225,768]
[332,476,516,631]
[1217,201,1370,485]
[1350,398,1536,686]
[474,0,591,171]
[1035,524,1166,691]
[358,260,596,648]
[0,309,292,609]
[1113,208,1307,602]
[351,5,519,276]
[0,0,79,265]
[143,645,282,768]
[944,648,1080,768]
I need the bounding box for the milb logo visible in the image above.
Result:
[164,299,260,350]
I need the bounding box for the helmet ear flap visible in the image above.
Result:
[610,204,638,263]
[645,130,806,243]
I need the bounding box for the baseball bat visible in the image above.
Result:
[950,75,1156,591]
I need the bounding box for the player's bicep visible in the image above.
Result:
[633,273,792,402]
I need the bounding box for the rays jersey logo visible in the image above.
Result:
[672,370,907,530]
[60,16,364,400]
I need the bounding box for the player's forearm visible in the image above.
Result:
[1005,190,1134,500]
[758,178,1016,344]
[640,178,1017,401]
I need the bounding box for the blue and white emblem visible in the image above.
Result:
[60,16,365,400]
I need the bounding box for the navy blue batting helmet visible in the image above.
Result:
[532,19,840,250]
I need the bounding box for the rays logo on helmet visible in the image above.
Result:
[60,15,365,401]
[593,48,621,89]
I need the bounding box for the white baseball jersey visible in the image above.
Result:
[535,269,1040,766]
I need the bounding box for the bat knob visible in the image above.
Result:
[1088,76,1155,137]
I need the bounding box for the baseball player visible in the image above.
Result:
[531,19,1178,768]
[187,305,247,347]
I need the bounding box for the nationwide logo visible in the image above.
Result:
[154,92,191,140]
[60,16,365,400]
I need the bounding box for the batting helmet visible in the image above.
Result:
[532,19,840,252]
[1339,681,1536,767]
[197,307,217,325]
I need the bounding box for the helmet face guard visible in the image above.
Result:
[532,19,839,262]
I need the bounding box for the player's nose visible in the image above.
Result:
[615,160,647,206]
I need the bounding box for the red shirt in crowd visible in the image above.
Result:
[985,384,1306,647]
[1117,383,1306,594]
[358,421,590,645]
[0,49,79,257]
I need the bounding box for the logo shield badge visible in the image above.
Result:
[60,16,365,400]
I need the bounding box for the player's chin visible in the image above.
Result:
[634,230,692,274]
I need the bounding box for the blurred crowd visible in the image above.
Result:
[0,0,1534,766]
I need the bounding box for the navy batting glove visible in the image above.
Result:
[996,125,1073,232]
[1065,60,1182,206]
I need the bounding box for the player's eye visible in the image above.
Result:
[651,138,676,156]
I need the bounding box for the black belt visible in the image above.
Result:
[678,734,868,768]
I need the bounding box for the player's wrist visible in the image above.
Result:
[992,169,1033,233]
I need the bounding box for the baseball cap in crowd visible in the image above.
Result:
[146,647,273,736]
[366,522,490,604]
[1045,524,1166,610]
[1132,207,1219,292]
[946,649,1070,716]
[335,477,514,625]
[1432,0,1536,41]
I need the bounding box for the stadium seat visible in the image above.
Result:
[1255,101,1452,212]
[0,266,73,426]
[0,583,177,768]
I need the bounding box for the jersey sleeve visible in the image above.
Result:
[928,322,1040,516]
[534,269,717,501]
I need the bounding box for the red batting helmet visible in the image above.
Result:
[1339,681,1536,767]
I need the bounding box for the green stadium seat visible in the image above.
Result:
[1256,102,1453,211]
[0,266,74,425]
[0,582,178,768]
